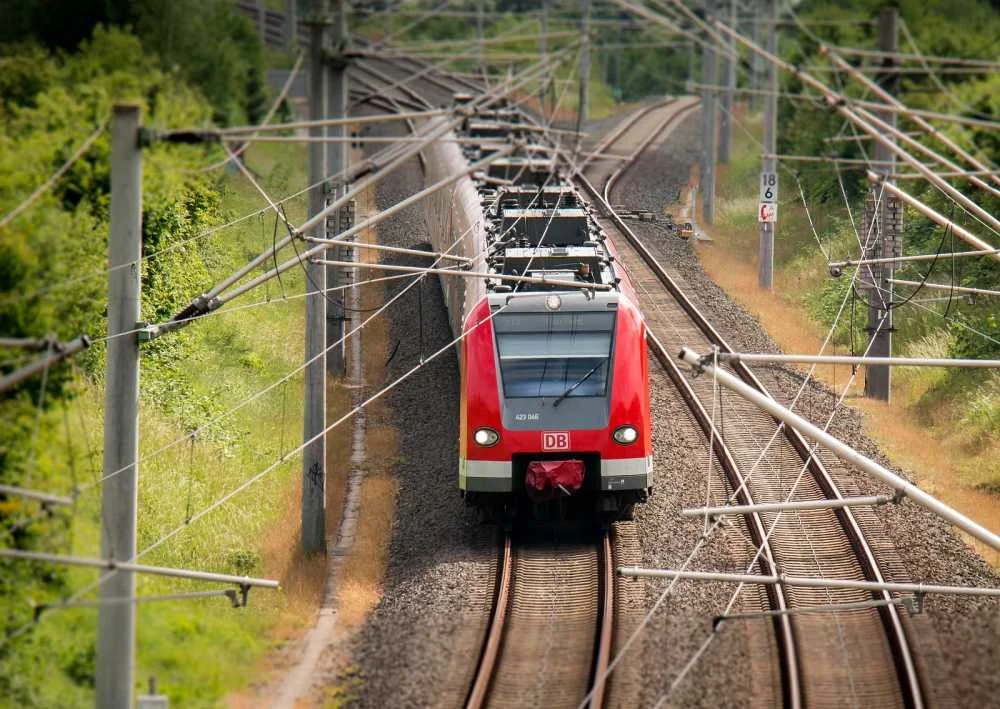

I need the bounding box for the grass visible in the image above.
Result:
[694,105,1000,566]
[222,152,403,704]
[2,139,340,706]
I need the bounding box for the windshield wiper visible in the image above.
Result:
[552,361,604,408]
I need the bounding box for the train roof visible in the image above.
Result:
[487,289,622,313]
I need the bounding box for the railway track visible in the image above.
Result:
[575,98,925,707]
[359,58,626,709]
[466,530,616,709]
[350,60,925,706]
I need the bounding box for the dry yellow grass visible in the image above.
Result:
[326,379,354,546]
[337,470,400,628]
[694,207,866,398]
[333,176,402,628]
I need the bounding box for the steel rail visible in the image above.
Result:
[464,531,617,709]
[351,61,435,111]
[588,100,924,708]
[579,100,802,708]
[590,532,615,709]
[580,99,668,172]
[465,532,512,709]
[383,54,483,93]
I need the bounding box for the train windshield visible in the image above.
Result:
[493,311,616,399]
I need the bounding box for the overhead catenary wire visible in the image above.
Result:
[377,30,579,52]
[3,53,588,649]
[311,259,611,291]
[190,50,306,174]
[170,117,472,321]
[352,17,545,109]
[66,50,581,508]
[898,16,1000,130]
[579,71,900,705]
[160,145,516,335]
[611,0,739,63]
[687,82,1000,131]
[0,116,110,230]
[164,50,572,327]
[171,109,449,138]
[710,20,1000,238]
[821,47,1000,193]
[828,45,1000,70]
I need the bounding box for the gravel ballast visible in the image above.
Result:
[349,121,496,708]
[350,90,998,708]
[613,107,1000,707]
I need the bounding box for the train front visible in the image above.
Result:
[460,289,651,521]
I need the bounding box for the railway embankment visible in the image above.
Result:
[614,105,1000,707]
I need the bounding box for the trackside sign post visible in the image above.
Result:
[758,171,777,223]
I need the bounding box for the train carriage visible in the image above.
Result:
[425,99,653,521]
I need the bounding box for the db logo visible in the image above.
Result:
[542,431,570,450]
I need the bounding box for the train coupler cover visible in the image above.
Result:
[525,460,585,496]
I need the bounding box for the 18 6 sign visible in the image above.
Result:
[759,172,778,203]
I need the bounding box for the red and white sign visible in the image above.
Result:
[758,202,777,223]
[542,431,570,451]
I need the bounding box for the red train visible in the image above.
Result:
[444,107,652,522]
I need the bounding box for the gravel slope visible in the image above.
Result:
[350,98,999,708]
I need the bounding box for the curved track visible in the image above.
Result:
[353,58,622,709]
[466,531,615,709]
[577,98,924,708]
[351,58,924,706]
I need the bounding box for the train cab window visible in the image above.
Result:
[493,312,615,399]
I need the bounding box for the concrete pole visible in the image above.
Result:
[476,0,484,67]
[758,0,777,288]
[97,103,142,709]
[611,10,623,100]
[718,0,736,163]
[539,0,549,115]
[576,0,592,138]
[326,0,348,377]
[700,0,717,224]
[687,39,696,88]
[749,2,761,111]
[257,0,267,42]
[287,0,298,52]
[303,2,328,554]
[865,6,898,402]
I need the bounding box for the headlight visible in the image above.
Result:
[613,425,638,445]
[474,427,500,447]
